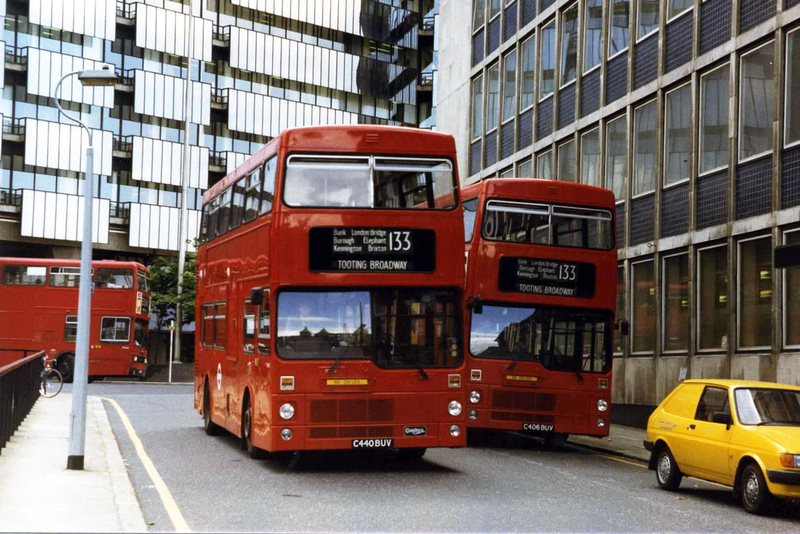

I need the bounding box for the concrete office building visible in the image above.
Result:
[438,0,800,422]
[0,0,434,260]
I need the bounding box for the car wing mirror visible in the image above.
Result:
[712,412,732,428]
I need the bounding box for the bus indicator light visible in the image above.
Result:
[280,376,295,391]
[448,374,461,388]
[470,369,482,382]
[598,378,609,390]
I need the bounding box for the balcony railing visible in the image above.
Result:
[4,45,27,67]
[0,189,23,208]
[3,117,25,138]
[116,68,135,88]
[109,201,131,220]
[209,151,227,170]
[422,15,436,32]
[113,134,134,154]
[213,24,230,43]
[211,88,228,106]
[419,71,435,87]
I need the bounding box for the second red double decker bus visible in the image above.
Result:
[194,125,466,459]
[461,179,618,445]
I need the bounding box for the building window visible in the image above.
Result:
[699,64,730,175]
[471,75,484,139]
[614,265,626,354]
[739,42,775,162]
[663,253,689,352]
[520,35,535,110]
[664,84,692,186]
[738,237,772,349]
[490,0,501,19]
[540,20,556,98]
[784,231,800,348]
[558,140,576,182]
[633,100,657,196]
[606,115,628,201]
[667,0,692,20]
[785,29,800,147]
[584,0,602,72]
[502,50,517,123]
[500,167,514,177]
[609,0,630,56]
[560,4,579,86]
[580,128,600,187]
[518,158,532,176]
[637,0,659,40]
[632,259,656,353]
[473,0,486,30]
[487,63,500,132]
[698,245,729,351]
[537,150,553,179]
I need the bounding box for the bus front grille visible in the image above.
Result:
[309,426,394,439]
[310,399,394,423]
[491,391,556,411]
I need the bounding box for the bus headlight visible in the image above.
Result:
[597,399,608,412]
[597,418,606,428]
[469,391,481,404]
[448,400,462,416]
[279,403,295,420]
[280,428,293,441]
[450,425,461,437]
[468,410,478,420]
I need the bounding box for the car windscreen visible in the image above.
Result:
[470,304,611,373]
[734,388,800,425]
[283,155,456,209]
[276,289,462,368]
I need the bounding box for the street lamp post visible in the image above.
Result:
[54,64,117,471]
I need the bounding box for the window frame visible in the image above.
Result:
[214,301,227,350]
[695,386,731,423]
[698,63,731,177]
[696,243,729,353]
[580,127,601,187]
[666,0,693,23]
[736,235,773,351]
[501,49,518,125]
[605,113,629,202]
[784,27,800,150]
[582,0,603,75]
[559,2,580,89]
[557,138,576,182]
[630,257,656,355]
[661,251,690,355]
[486,61,501,134]
[663,82,693,189]
[99,316,131,343]
[783,229,800,350]
[536,149,554,180]
[520,33,536,112]
[608,0,631,61]
[738,41,776,165]
[635,0,659,44]
[632,98,658,198]
[471,74,485,141]
[539,18,557,101]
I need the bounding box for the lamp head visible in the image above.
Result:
[77,64,117,86]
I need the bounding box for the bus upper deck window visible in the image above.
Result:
[96,268,133,289]
[259,157,276,215]
[551,206,613,250]
[49,266,83,287]
[2,265,47,285]
[137,271,150,293]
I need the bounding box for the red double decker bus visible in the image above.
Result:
[194,125,466,459]
[0,257,150,380]
[461,179,618,444]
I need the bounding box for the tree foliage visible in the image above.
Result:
[149,253,197,333]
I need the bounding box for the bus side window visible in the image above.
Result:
[199,203,210,243]
[231,177,246,229]
[258,294,270,355]
[259,157,276,215]
[243,299,256,353]
[214,302,227,349]
[208,197,220,240]
[202,304,214,347]
[243,166,262,222]
[218,189,232,235]
[2,265,47,285]
[463,197,479,242]
[64,315,78,342]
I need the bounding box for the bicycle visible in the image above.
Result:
[39,357,63,398]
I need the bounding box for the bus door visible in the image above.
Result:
[243,288,271,432]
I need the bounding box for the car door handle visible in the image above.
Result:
[688,424,696,430]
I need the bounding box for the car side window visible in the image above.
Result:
[695,386,730,422]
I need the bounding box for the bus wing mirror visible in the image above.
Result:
[617,320,629,336]
[471,296,483,314]
[250,287,264,306]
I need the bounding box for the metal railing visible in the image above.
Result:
[213,24,230,43]
[110,201,131,220]
[211,88,228,105]
[116,0,137,20]
[4,45,27,66]
[116,68,135,87]
[419,71,435,87]
[422,15,436,32]
[209,151,227,169]
[0,350,45,455]
[0,189,23,207]
[3,117,24,137]
[112,134,133,154]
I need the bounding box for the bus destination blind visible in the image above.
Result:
[309,227,436,273]
[498,257,595,298]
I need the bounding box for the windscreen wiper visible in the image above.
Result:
[327,346,344,374]
[416,364,429,380]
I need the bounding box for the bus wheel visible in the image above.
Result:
[397,448,426,462]
[57,353,75,383]
[242,397,267,459]
[202,382,222,436]
[543,433,569,449]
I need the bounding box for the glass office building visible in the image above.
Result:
[441,0,800,420]
[0,0,433,257]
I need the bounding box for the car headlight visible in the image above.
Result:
[279,403,295,420]
[780,453,800,468]
[469,390,481,404]
[597,418,606,428]
[280,428,293,441]
[448,400,462,416]
[597,399,608,412]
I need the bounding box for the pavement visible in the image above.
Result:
[0,386,650,533]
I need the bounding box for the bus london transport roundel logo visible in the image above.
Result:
[216,363,222,390]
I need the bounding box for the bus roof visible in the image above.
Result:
[461,178,616,209]
[203,125,457,204]
[0,257,148,272]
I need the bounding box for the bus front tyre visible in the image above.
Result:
[397,448,426,462]
[57,354,75,383]
[242,398,267,459]
[203,383,222,436]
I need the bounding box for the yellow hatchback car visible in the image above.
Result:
[645,379,800,514]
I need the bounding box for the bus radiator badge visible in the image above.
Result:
[404,426,427,437]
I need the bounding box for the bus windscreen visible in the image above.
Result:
[283,156,456,209]
[276,289,461,368]
[470,304,611,373]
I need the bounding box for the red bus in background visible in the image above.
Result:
[0,258,150,381]
[461,179,618,445]
[194,125,466,459]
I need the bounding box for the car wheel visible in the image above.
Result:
[203,382,222,436]
[655,446,682,491]
[740,463,773,515]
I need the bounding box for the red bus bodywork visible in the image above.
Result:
[0,257,150,380]
[462,179,617,440]
[194,125,467,456]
